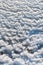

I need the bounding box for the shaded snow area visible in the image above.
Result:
[0,0,43,65]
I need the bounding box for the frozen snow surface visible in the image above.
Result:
[0,0,43,65]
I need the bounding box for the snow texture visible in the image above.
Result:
[0,0,43,65]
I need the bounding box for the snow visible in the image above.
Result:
[0,0,43,65]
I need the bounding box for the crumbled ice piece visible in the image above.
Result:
[13,58,25,65]
[0,40,7,46]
